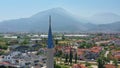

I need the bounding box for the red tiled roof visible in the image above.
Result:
[77,51,84,56]
[72,64,87,68]
[65,49,70,53]
[55,46,63,49]
[114,55,120,60]
[90,46,102,53]
[0,61,11,65]
[91,50,100,53]
[76,40,84,43]
[104,64,116,68]
[77,49,86,56]
[113,50,120,60]
[64,46,72,53]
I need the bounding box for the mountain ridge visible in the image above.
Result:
[87,12,120,24]
[0,8,120,32]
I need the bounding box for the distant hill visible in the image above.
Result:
[0,8,120,32]
[0,8,94,32]
[95,21,120,32]
[87,13,120,24]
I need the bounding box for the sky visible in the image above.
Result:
[0,0,120,21]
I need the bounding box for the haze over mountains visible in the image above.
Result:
[0,8,120,32]
[87,13,120,24]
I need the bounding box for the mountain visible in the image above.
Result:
[0,8,94,32]
[87,13,120,24]
[0,8,120,32]
[95,21,120,32]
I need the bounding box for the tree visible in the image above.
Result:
[21,39,29,45]
[0,45,8,50]
[65,53,69,63]
[54,61,61,68]
[78,42,86,48]
[102,57,110,64]
[85,61,91,67]
[0,51,5,55]
[55,65,61,68]
[69,48,73,65]
[74,52,77,63]
[56,50,63,57]
[113,59,118,68]
[55,39,58,45]
[97,58,105,68]
[62,35,65,40]
[78,42,93,48]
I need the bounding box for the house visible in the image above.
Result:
[64,34,88,37]
[40,35,48,38]
[4,35,18,39]
[8,40,19,45]
[77,49,86,60]
[72,64,86,68]
[14,46,29,53]
[30,38,42,44]
[85,46,102,60]
[104,64,116,68]
[113,50,120,60]
[63,46,71,54]
[3,51,21,64]
[2,51,45,67]
[0,61,15,67]
[113,39,120,46]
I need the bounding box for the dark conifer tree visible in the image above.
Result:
[75,52,77,63]
[97,58,105,68]
[69,48,73,65]
[65,53,69,63]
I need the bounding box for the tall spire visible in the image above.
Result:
[47,15,54,48]
[49,15,51,29]
[47,15,54,68]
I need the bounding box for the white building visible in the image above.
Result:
[64,34,89,37]
[4,35,18,39]
[3,51,21,64]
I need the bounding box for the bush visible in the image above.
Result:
[0,51,5,55]
[0,45,8,50]
[85,61,91,67]
[55,64,61,68]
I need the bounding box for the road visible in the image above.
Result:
[105,51,109,57]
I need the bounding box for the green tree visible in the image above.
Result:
[85,61,91,67]
[69,48,73,65]
[78,42,93,48]
[65,53,69,63]
[113,59,118,68]
[55,65,61,68]
[21,39,29,45]
[54,61,61,68]
[56,50,62,57]
[0,45,8,50]
[103,57,110,64]
[74,52,77,63]
[0,51,5,55]
[55,39,58,45]
[62,35,65,40]
[78,42,86,48]
[97,58,105,68]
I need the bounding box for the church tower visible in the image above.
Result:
[47,16,54,68]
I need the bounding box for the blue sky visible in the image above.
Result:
[0,0,120,21]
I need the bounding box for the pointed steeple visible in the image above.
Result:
[47,15,54,68]
[47,15,54,48]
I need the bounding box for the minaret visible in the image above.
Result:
[47,15,54,68]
